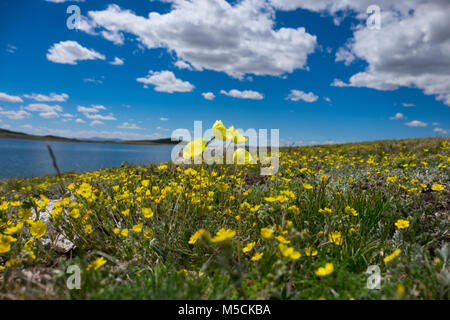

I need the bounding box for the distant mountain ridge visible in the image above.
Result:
[0,128,179,145]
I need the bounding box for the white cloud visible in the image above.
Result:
[90,120,104,126]
[0,108,31,120]
[62,113,75,118]
[83,77,103,84]
[202,92,216,100]
[335,47,355,66]
[24,93,69,102]
[324,97,331,102]
[82,2,317,78]
[137,70,194,93]
[174,60,193,70]
[77,105,106,113]
[85,113,116,121]
[6,44,17,54]
[286,90,318,103]
[118,122,142,130]
[432,122,440,126]
[110,57,124,65]
[220,89,264,100]
[405,120,428,127]
[159,117,169,121]
[0,92,23,103]
[314,1,450,106]
[402,103,415,108]
[25,103,63,113]
[20,124,33,130]
[75,118,85,124]
[389,113,405,120]
[434,128,448,135]
[31,127,162,141]
[46,40,105,65]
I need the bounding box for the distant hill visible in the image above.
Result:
[0,128,179,145]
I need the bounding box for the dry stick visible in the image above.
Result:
[46,144,61,176]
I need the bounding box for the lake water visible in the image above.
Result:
[0,138,174,180]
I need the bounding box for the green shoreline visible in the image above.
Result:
[0,128,179,146]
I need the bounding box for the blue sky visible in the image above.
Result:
[0,0,449,145]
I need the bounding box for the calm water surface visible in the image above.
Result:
[0,138,174,179]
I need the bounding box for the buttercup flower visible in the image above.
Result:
[395,219,410,229]
[87,257,107,271]
[226,126,247,144]
[251,252,263,261]
[242,242,256,253]
[183,138,206,160]
[233,148,253,164]
[261,227,274,239]
[315,263,334,277]
[384,248,401,263]
[431,184,444,191]
[188,229,207,245]
[210,228,236,243]
[30,221,47,239]
[328,231,342,245]
[212,120,227,141]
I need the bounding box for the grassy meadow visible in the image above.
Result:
[0,137,448,299]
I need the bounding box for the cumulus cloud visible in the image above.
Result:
[174,60,193,70]
[75,118,85,124]
[0,108,31,120]
[46,40,105,65]
[286,90,318,103]
[220,89,264,100]
[77,104,116,121]
[405,120,428,127]
[305,1,450,107]
[90,120,104,126]
[0,92,23,103]
[81,1,317,78]
[24,103,63,118]
[24,93,69,102]
[137,70,194,93]
[159,117,169,121]
[46,0,85,3]
[202,92,216,100]
[118,122,142,130]
[402,103,415,108]
[389,113,405,120]
[434,128,448,135]
[109,57,124,65]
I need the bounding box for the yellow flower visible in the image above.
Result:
[251,252,263,261]
[120,229,129,237]
[87,257,107,271]
[395,219,410,229]
[242,242,256,253]
[303,183,313,190]
[141,180,150,188]
[226,126,247,144]
[142,208,154,218]
[4,222,23,235]
[217,182,229,192]
[328,231,342,245]
[275,235,291,244]
[287,205,300,215]
[113,228,120,235]
[210,228,236,243]
[0,235,17,253]
[345,206,358,216]
[121,209,130,217]
[384,248,401,263]
[132,223,143,233]
[261,227,274,239]
[319,207,333,214]
[84,225,93,235]
[144,229,154,239]
[157,164,168,171]
[305,247,318,257]
[30,221,47,239]
[431,184,444,191]
[434,258,441,267]
[233,148,253,164]
[183,138,206,160]
[188,229,207,245]
[68,208,80,219]
[212,120,227,141]
[315,263,334,277]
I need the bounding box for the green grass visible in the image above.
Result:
[0,137,448,299]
